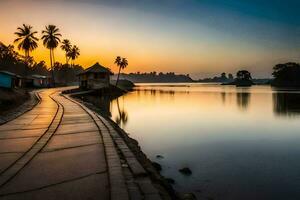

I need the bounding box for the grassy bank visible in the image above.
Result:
[0,88,30,113]
[0,88,39,124]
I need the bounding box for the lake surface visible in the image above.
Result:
[105,83,300,199]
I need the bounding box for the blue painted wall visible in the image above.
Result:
[0,73,12,88]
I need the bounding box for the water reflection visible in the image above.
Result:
[236,92,250,110]
[137,89,177,96]
[107,84,300,200]
[273,92,300,117]
[83,95,112,117]
[220,91,226,104]
[115,98,128,127]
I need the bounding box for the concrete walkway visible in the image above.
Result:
[0,88,162,200]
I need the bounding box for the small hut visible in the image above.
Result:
[77,62,113,89]
[0,71,21,88]
[21,74,51,88]
[31,74,51,87]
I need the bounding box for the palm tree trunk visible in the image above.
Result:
[50,49,55,87]
[116,66,121,87]
[67,56,71,66]
[25,50,29,76]
[52,50,55,64]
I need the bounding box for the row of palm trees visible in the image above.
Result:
[14,24,80,84]
[13,24,129,88]
[61,39,80,66]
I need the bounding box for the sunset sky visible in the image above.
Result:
[0,0,299,78]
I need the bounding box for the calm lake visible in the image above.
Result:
[106,83,300,199]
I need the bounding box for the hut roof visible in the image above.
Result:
[31,74,49,79]
[0,70,18,77]
[78,62,113,75]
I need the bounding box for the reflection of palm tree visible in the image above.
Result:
[14,24,38,64]
[115,98,128,126]
[42,25,62,85]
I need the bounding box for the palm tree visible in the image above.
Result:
[14,24,38,63]
[67,45,80,66]
[41,25,62,85]
[61,39,72,64]
[115,56,128,86]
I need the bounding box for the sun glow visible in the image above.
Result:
[0,0,299,78]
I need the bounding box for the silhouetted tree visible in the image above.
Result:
[0,43,19,64]
[272,62,300,87]
[14,24,38,65]
[1,41,82,84]
[114,56,122,86]
[236,70,252,80]
[31,61,49,75]
[221,72,227,79]
[67,45,80,66]
[116,58,128,86]
[42,25,62,86]
[61,39,72,64]
[0,42,29,75]
[235,70,253,86]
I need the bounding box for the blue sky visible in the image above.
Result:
[1,0,299,78]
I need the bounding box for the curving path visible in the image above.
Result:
[0,88,163,200]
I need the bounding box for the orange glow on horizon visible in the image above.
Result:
[1,0,299,78]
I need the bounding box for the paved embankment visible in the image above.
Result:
[0,88,164,200]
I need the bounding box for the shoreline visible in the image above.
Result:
[0,89,40,125]
[71,93,179,199]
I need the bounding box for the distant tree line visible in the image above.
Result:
[2,24,300,88]
[114,71,193,83]
[198,72,234,83]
